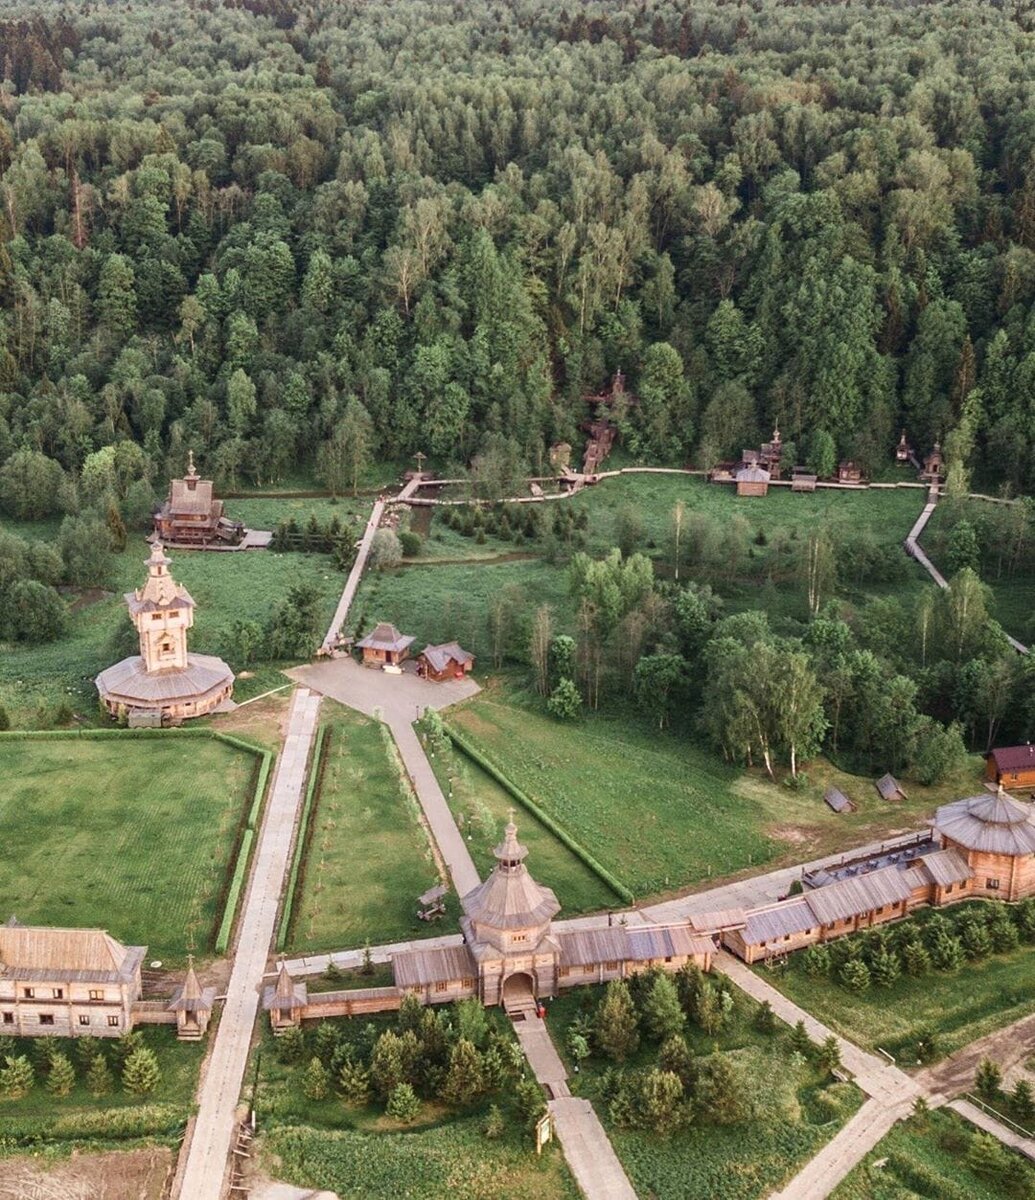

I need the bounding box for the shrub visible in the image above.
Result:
[975,1057,1002,1102]
[277,1024,305,1065]
[546,677,581,720]
[902,939,931,977]
[302,1056,330,1101]
[0,1055,33,1099]
[484,1103,505,1139]
[800,945,831,976]
[386,1082,421,1122]
[398,531,422,557]
[86,1054,114,1098]
[869,947,901,988]
[45,1052,75,1097]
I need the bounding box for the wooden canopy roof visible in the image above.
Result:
[934,790,1035,856]
[461,821,560,932]
[356,622,415,653]
[0,919,145,984]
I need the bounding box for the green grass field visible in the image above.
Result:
[0,523,343,725]
[0,735,256,960]
[832,1109,1035,1199]
[427,730,621,914]
[0,1027,202,1152]
[285,711,445,953]
[549,985,863,1200]
[444,684,983,901]
[765,934,1035,1060]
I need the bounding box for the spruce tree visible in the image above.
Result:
[818,1036,842,1077]
[337,1060,370,1106]
[276,1024,305,1064]
[386,1081,421,1122]
[122,1047,161,1095]
[1013,1079,1035,1126]
[641,973,685,1043]
[789,1020,813,1058]
[440,1038,485,1107]
[975,1058,1002,1102]
[86,1053,114,1098]
[594,980,640,1062]
[301,1055,330,1101]
[1,1054,33,1099]
[46,1051,75,1097]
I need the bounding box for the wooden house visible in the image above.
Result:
[985,745,1035,792]
[837,460,863,484]
[920,443,944,484]
[0,920,145,1038]
[735,464,770,497]
[418,642,475,682]
[933,789,1035,902]
[356,622,415,668]
[153,452,243,548]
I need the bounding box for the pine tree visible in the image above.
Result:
[86,1054,114,1098]
[594,980,640,1062]
[658,1035,696,1088]
[276,1024,305,1064]
[789,1020,813,1058]
[902,940,931,977]
[440,1038,485,1108]
[369,1031,407,1100]
[1013,1079,1035,1126]
[975,1058,1002,1102]
[386,1081,421,1122]
[46,1051,75,1097]
[641,973,685,1042]
[0,1054,33,1099]
[818,1036,842,1077]
[839,959,871,992]
[337,1059,370,1106]
[301,1055,330,1101]
[869,947,901,988]
[122,1047,161,1095]
[74,1035,101,1068]
[484,1103,505,1139]
[754,1000,776,1034]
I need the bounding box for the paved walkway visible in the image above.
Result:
[176,688,322,1200]
[512,1016,638,1200]
[288,657,482,898]
[950,1099,1035,1162]
[917,1010,1035,1099]
[322,499,385,649]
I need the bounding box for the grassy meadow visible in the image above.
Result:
[765,935,1035,1060]
[443,683,983,901]
[285,709,445,953]
[0,734,256,960]
[832,1109,1035,1200]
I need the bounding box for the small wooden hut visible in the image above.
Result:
[791,470,817,493]
[418,642,475,682]
[895,430,914,463]
[985,745,1035,791]
[920,443,944,484]
[356,622,415,668]
[837,460,863,484]
[735,464,770,497]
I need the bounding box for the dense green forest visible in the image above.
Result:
[2,0,1035,499]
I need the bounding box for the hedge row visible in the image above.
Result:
[0,726,213,740]
[275,724,329,952]
[443,724,633,905]
[0,1103,188,1151]
[216,828,254,954]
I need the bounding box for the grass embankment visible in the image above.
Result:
[832,1109,1035,1199]
[764,928,1035,1060]
[549,985,863,1200]
[446,684,983,901]
[284,710,446,954]
[0,1028,202,1156]
[0,735,255,961]
[0,517,343,724]
[252,1013,576,1200]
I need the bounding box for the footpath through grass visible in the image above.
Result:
[832,1108,1035,1199]
[0,735,255,961]
[285,709,446,954]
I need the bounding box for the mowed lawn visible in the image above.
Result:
[0,520,343,723]
[447,692,773,898]
[286,712,444,953]
[429,736,621,914]
[0,736,255,960]
[768,940,1035,1059]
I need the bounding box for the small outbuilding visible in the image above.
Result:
[875,773,907,802]
[895,430,914,464]
[791,471,817,493]
[356,622,415,669]
[735,464,771,497]
[837,460,863,484]
[824,787,855,814]
[985,745,1035,792]
[920,443,944,484]
[418,642,475,682]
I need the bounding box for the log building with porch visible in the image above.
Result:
[154,452,245,548]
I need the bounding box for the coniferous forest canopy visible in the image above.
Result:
[1,0,1035,498]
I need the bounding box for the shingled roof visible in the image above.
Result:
[356,622,415,653]
[462,822,560,931]
[0,921,145,984]
[988,745,1035,774]
[934,791,1035,856]
[421,642,474,673]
